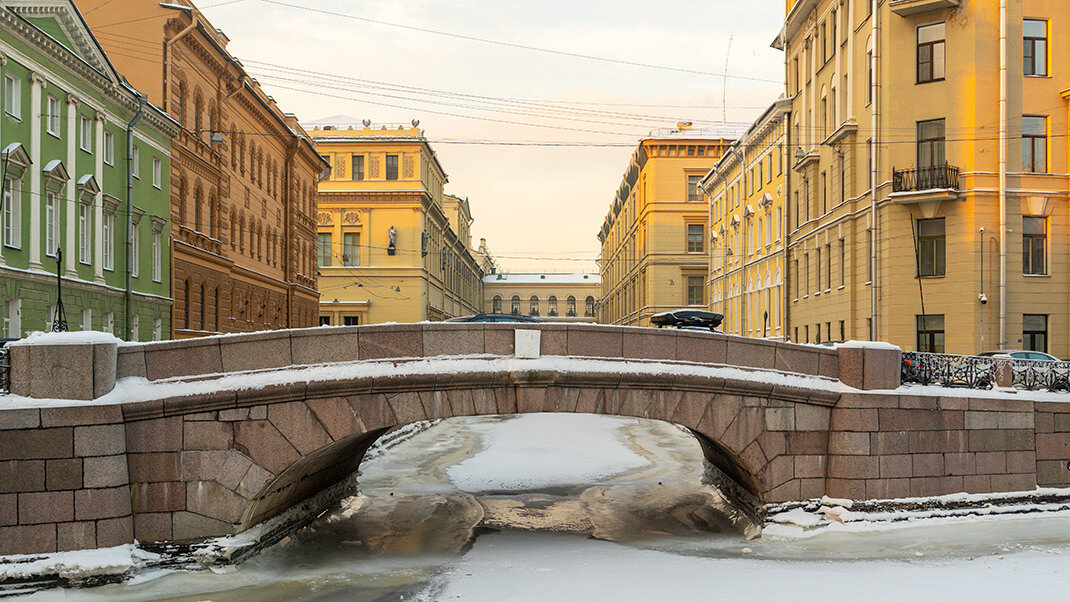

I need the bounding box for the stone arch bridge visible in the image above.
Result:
[1,324,1066,555]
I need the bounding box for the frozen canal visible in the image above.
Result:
[20,413,1070,601]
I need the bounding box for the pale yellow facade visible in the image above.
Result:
[310,121,484,325]
[703,100,791,339]
[598,125,732,326]
[780,0,1070,354]
[483,274,600,322]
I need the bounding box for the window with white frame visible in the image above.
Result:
[81,307,91,331]
[5,298,21,338]
[132,144,140,178]
[104,311,114,334]
[130,314,139,342]
[80,116,92,152]
[103,130,114,165]
[45,192,57,256]
[153,317,162,341]
[152,230,161,282]
[4,75,20,118]
[130,221,140,278]
[3,177,21,247]
[78,202,90,263]
[152,157,161,189]
[46,95,60,136]
[102,212,114,270]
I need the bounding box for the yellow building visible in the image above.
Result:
[310,119,484,325]
[598,123,734,326]
[702,99,791,339]
[483,273,600,322]
[778,0,1069,354]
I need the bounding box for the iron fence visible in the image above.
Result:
[902,351,1070,392]
[0,346,8,394]
[901,352,995,389]
[891,163,960,192]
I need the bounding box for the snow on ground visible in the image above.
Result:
[0,545,159,582]
[445,414,650,492]
[417,529,1070,602]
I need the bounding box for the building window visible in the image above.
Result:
[104,311,114,335]
[103,130,114,165]
[687,224,704,253]
[492,295,502,314]
[1023,314,1048,353]
[81,307,92,331]
[46,95,60,136]
[688,175,702,202]
[547,296,558,316]
[130,221,140,278]
[1023,216,1046,275]
[917,22,946,84]
[917,118,945,170]
[916,218,945,277]
[352,155,364,180]
[343,232,359,265]
[317,232,332,266]
[385,154,399,180]
[343,316,360,326]
[511,295,521,315]
[4,75,20,119]
[916,314,944,353]
[1024,19,1047,76]
[132,144,140,178]
[3,177,21,248]
[102,212,114,270]
[45,192,57,257]
[153,157,162,189]
[585,296,595,317]
[687,276,704,306]
[319,316,331,326]
[130,314,139,343]
[78,203,90,264]
[154,317,162,341]
[567,295,576,317]
[80,117,92,152]
[152,230,162,282]
[529,296,539,316]
[1022,116,1047,173]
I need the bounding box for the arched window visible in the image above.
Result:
[214,288,220,332]
[511,295,521,315]
[176,177,186,226]
[208,192,217,238]
[585,296,596,317]
[548,296,558,316]
[492,295,502,314]
[193,92,203,135]
[229,207,236,247]
[229,123,237,168]
[566,296,576,317]
[529,295,539,316]
[193,185,203,232]
[183,280,190,330]
[175,80,187,127]
[199,284,206,330]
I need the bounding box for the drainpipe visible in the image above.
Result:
[126,94,146,341]
[869,0,879,341]
[782,108,791,342]
[163,10,198,114]
[998,0,1008,347]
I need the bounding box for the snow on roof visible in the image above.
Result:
[483,273,600,285]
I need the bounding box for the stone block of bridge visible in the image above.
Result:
[836,343,901,391]
[290,326,360,366]
[7,339,117,400]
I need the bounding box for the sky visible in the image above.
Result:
[199,0,786,272]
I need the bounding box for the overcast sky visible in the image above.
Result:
[202,0,785,272]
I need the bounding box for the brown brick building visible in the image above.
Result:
[76,0,326,337]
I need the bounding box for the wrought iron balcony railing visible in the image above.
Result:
[891,163,960,193]
[902,351,1070,392]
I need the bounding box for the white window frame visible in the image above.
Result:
[152,230,162,282]
[78,202,90,263]
[152,157,162,189]
[130,314,139,342]
[46,95,60,137]
[45,192,57,257]
[79,116,92,152]
[153,317,162,341]
[3,177,21,248]
[102,212,114,271]
[81,307,91,331]
[130,221,140,278]
[4,75,20,119]
[103,311,114,334]
[132,144,140,179]
[5,298,21,338]
[103,130,114,165]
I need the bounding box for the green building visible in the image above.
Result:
[0,0,178,341]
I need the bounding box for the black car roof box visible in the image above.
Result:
[650,309,724,331]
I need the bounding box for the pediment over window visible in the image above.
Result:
[42,160,69,191]
[1,143,31,179]
[76,174,99,203]
[102,193,121,215]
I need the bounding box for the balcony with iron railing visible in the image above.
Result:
[889,163,962,206]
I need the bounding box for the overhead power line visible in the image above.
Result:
[258,0,783,84]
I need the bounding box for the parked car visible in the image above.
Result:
[446,313,542,323]
[650,309,724,332]
[977,350,1060,362]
